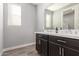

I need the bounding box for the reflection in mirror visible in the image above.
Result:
[44,3,79,30]
[45,3,71,30]
[63,9,74,29]
[44,9,53,29]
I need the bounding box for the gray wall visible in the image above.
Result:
[0,3,3,54]
[3,3,37,49]
[37,3,51,31]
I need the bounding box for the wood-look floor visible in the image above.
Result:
[2,44,39,56]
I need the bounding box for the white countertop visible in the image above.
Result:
[35,32,79,39]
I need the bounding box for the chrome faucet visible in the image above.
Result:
[56,27,58,33]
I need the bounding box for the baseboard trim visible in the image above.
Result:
[3,42,35,52]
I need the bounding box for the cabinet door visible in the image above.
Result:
[40,39,48,56]
[49,42,61,56]
[36,38,48,56]
[36,38,41,54]
[64,48,79,56]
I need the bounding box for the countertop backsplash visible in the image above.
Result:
[44,29,79,34]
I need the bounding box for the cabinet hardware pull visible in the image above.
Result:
[38,35,42,37]
[57,40,66,43]
[38,40,41,45]
[62,48,64,56]
[59,47,61,56]
[39,38,44,40]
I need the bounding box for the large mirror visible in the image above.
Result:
[45,3,79,30]
[63,9,74,29]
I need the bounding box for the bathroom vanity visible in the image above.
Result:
[35,3,79,56]
[35,32,79,56]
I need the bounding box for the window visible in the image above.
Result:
[46,14,51,28]
[8,4,21,26]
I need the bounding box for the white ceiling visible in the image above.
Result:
[32,3,42,6]
[47,3,71,11]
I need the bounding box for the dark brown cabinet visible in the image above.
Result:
[36,34,49,56]
[48,42,61,56]
[40,38,48,56]
[36,33,79,56]
[36,38,41,54]
[64,48,79,56]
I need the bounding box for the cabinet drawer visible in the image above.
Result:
[62,37,79,51]
[64,47,79,56]
[49,35,79,51]
[36,34,49,40]
[49,35,65,43]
